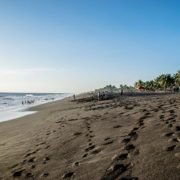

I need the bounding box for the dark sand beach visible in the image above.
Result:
[0,93,180,180]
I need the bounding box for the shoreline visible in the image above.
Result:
[0,92,175,123]
[0,94,72,123]
[0,93,179,179]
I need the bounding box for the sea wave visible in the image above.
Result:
[0,93,72,122]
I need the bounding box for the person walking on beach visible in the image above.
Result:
[98,92,100,101]
[121,88,123,96]
[73,94,76,101]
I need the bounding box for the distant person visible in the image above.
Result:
[97,92,100,101]
[73,94,76,101]
[121,89,123,96]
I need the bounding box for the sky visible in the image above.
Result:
[0,0,180,93]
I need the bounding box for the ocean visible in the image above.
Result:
[0,92,71,122]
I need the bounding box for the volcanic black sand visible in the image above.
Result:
[0,93,180,180]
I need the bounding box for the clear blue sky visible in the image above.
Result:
[0,0,179,93]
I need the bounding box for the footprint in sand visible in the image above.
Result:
[63,172,74,179]
[175,126,180,131]
[103,139,114,146]
[120,177,139,180]
[132,127,139,131]
[10,164,19,169]
[168,138,178,143]
[168,117,175,121]
[12,169,25,178]
[113,153,128,161]
[167,124,173,128]
[104,137,111,141]
[31,165,36,169]
[172,114,177,118]
[159,115,165,119]
[139,116,147,121]
[170,119,176,123]
[169,110,175,114]
[91,148,102,155]
[45,145,50,149]
[55,121,61,124]
[68,118,78,122]
[125,105,134,110]
[26,172,34,178]
[113,125,122,129]
[73,132,82,136]
[82,153,88,158]
[90,135,95,138]
[36,141,46,147]
[85,145,96,152]
[132,149,140,156]
[46,132,51,136]
[124,144,135,151]
[25,149,39,158]
[122,138,131,144]
[41,172,49,177]
[128,131,138,140]
[163,145,176,151]
[161,132,174,137]
[101,163,127,180]
[27,157,36,163]
[43,156,50,164]
[73,162,80,167]
[138,121,144,127]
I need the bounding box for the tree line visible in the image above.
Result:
[134,70,180,91]
[95,70,180,93]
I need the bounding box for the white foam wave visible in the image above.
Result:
[0,93,72,122]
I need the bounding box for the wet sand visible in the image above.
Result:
[0,94,180,180]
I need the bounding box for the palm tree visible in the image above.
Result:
[120,84,135,93]
[165,74,175,89]
[174,71,180,87]
[134,71,179,92]
[144,80,155,91]
[155,74,165,90]
[134,80,144,89]
[154,74,174,91]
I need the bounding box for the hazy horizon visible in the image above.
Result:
[1,1,180,93]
